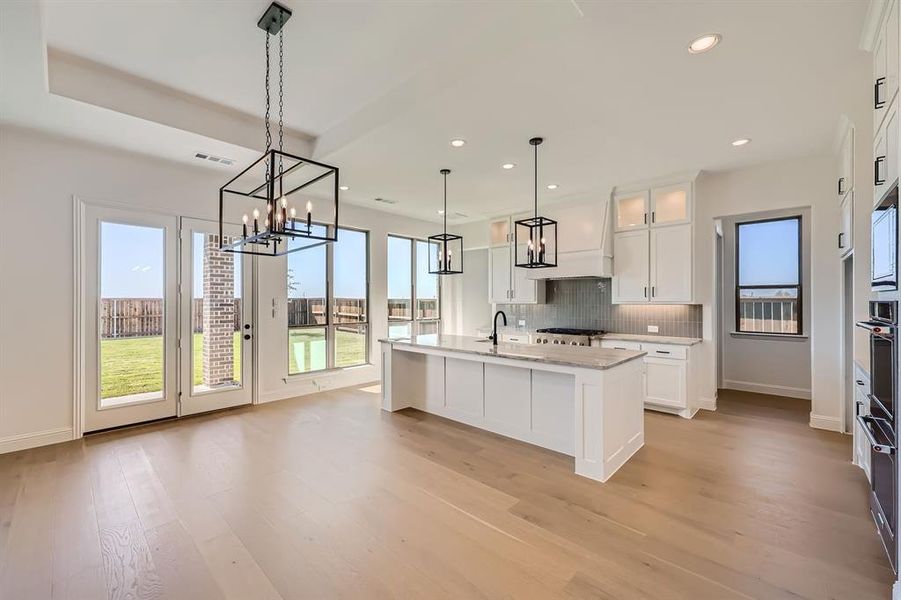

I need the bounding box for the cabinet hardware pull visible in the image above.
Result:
[651,286,656,297]
[651,211,656,223]
[837,177,845,196]
[655,350,671,354]
[838,232,844,249]
[643,286,647,298]
[856,379,865,386]
[875,77,886,109]
[643,213,647,225]
[614,346,627,350]
[875,156,886,186]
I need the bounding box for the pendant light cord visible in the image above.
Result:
[443,171,448,234]
[533,141,538,218]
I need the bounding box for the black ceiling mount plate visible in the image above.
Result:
[257,2,292,35]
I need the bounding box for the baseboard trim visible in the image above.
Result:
[696,396,717,411]
[810,413,843,432]
[724,379,811,400]
[0,427,73,454]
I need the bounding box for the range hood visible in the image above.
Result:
[524,196,613,280]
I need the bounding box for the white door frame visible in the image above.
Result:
[74,197,260,438]
[75,198,179,434]
[178,217,255,416]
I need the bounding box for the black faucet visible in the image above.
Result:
[490,310,507,347]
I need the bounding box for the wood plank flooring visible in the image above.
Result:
[0,386,894,599]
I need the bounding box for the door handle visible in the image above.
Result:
[857,414,895,454]
[875,77,886,109]
[838,177,845,196]
[838,232,844,249]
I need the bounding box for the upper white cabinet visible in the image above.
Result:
[650,225,693,302]
[874,0,899,132]
[839,191,854,257]
[612,230,650,302]
[875,96,899,201]
[837,125,854,198]
[650,183,691,227]
[612,178,695,304]
[487,215,545,304]
[614,191,649,232]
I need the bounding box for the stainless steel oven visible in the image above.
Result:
[857,301,898,570]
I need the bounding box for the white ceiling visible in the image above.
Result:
[3,0,872,223]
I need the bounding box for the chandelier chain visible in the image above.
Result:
[264,31,271,154]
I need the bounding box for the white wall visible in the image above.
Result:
[719,208,812,399]
[695,156,843,429]
[0,126,439,447]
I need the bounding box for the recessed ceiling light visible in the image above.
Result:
[450,139,466,147]
[502,163,516,170]
[688,33,722,54]
[546,184,558,190]
[731,138,751,147]
[339,185,349,191]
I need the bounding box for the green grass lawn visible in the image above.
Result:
[101,329,367,399]
[100,332,240,399]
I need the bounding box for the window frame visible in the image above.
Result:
[387,234,441,337]
[734,215,803,336]
[287,224,370,376]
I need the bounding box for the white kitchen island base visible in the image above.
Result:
[380,337,645,483]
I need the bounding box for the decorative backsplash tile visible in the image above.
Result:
[497,278,702,338]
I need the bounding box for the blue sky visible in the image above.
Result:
[98,225,448,303]
[738,218,799,286]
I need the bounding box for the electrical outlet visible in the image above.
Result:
[518,320,526,327]
[647,325,659,333]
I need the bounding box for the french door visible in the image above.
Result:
[83,205,179,432]
[81,207,253,433]
[178,218,253,415]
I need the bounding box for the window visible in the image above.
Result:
[288,226,369,375]
[387,235,440,337]
[735,216,802,335]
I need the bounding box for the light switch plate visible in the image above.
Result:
[647,325,659,333]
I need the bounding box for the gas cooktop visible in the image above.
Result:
[533,328,605,346]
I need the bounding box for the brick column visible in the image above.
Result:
[203,235,236,387]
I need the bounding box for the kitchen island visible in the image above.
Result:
[379,334,646,482]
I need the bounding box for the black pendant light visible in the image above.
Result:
[218,2,340,257]
[514,137,557,268]
[428,169,464,275]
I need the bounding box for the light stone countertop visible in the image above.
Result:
[379,334,645,371]
[599,333,702,346]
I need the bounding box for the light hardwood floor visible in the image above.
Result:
[0,386,894,599]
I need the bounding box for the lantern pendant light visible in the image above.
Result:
[428,169,464,275]
[514,137,557,268]
[218,2,340,257]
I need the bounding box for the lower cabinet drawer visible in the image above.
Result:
[599,340,642,351]
[641,343,687,360]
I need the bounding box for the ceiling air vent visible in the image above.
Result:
[195,152,235,167]
[374,197,398,205]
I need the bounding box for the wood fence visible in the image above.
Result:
[100,298,241,339]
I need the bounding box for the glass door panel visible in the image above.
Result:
[83,205,178,433]
[287,230,328,374]
[180,218,253,415]
[651,183,690,226]
[614,191,649,231]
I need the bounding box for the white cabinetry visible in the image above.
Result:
[600,339,698,418]
[853,366,871,482]
[839,192,853,257]
[650,225,693,302]
[837,125,854,197]
[874,0,899,132]
[612,230,650,302]
[487,216,545,304]
[612,178,694,304]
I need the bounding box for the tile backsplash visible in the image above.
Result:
[497,278,702,338]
